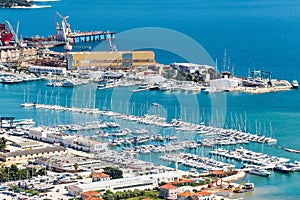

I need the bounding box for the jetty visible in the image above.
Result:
[284,148,300,154]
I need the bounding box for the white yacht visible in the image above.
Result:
[249,167,271,177]
[274,164,292,173]
[20,102,36,107]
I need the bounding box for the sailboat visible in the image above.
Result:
[20,88,35,107]
[264,122,277,144]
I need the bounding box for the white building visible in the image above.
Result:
[28,127,76,145]
[171,63,214,73]
[67,171,187,196]
[210,77,240,91]
[28,66,67,75]
[28,127,108,153]
[67,175,156,196]
[74,138,108,153]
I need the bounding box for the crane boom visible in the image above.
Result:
[5,20,19,46]
[56,12,71,42]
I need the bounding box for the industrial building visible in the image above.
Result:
[28,127,108,153]
[33,154,105,172]
[67,51,155,71]
[0,146,67,163]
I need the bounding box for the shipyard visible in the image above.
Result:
[0,12,297,93]
[0,3,300,200]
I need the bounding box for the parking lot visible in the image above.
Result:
[0,182,77,200]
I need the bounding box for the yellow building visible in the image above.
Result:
[67,51,155,70]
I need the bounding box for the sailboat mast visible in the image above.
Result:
[215,58,218,74]
[223,48,227,71]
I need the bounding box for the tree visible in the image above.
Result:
[103,167,123,179]
[0,137,7,151]
[37,168,47,176]
[102,191,115,200]
[9,164,19,181]
[73,163,79,171]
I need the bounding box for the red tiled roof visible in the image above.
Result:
[172,178,195,184]
[81,190,101,200]
[195,191,212,196]
[81,190,101,196]
[178,191,192,197]
[92,172,110,179]
[160,183,178,190]
[210,170,227,175]
[83,197,103,200]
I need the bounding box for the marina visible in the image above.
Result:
[0,0,300,199]
[0,67,296,196]
[210,147,300,173]
[18,101,278,146]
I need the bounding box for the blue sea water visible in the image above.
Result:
[1,0,300,199]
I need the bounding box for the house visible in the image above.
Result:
[159,183,178,199]
[92,172,110,182]
[194,191,213,200]
[209,170,228,178]
[177,191,193,200]
[178,191,213,200]
[172,178,195,185]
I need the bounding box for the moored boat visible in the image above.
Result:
[291,80,298,89]
[274,164,292,173]
[249,167,271,177]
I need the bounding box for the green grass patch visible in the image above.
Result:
[127,190,160,200]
